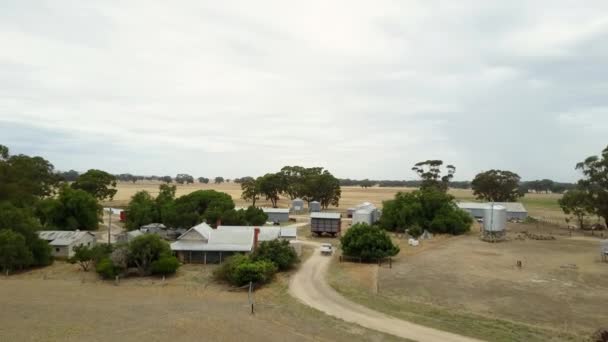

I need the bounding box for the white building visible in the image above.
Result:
[456,202,528,221]
[38,231,97,258]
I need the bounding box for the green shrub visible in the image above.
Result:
[232,259,277,286]
[408,224,422,238]
[252,239,298,271]
[214,254,277,286]
[341,223,400,262]
[151,255,180,276]
[95,257,119,279]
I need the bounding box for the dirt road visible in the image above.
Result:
[289,242,483,342]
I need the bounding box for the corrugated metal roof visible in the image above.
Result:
[170,240,253,252]
[280,226,297,238]
[217,226,280,241]
[310,212,341,219]
[38,231,95,246]
[456,202,527,213]
[261,208,290,214]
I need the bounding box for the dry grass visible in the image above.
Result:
[327,227,608,341]
[106,182,566,222]
[0,261,399,342]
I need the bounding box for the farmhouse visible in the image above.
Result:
[457,202,528,221]
[262,208,290,223]
[38,230,96,258]
[170,223,298,264]
[310,212,341,236]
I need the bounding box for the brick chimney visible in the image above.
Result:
[253,227,260,249]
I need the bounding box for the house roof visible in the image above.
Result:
[38,231,95,246]
[141,223,167,230]
[217,226,280,241]
[177,222,214,240]
[310,212,341,219]
[172,223,254,252]
[456,202,527,213]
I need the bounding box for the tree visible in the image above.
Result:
[0,145,60,206]
[37,186,101,231]
[412,160,455,192]
[252,239,298,271]
[198,177,209,184]
[360,179,376,189]
[167,190,235,228]
[0,229,33,274]
[0,202,52,267]
[559,189,594,229]
[151,255,180,276]
[71,169,117,201]
[125,191,158,230]
[258,173,283,208]
[575,145,608,226]
[304,170,341,209]
[175,174,194,185]
[69,245,108,272]
[241,178,261,207]
[379,189,472,235]
[471,170,523,202]
[58,170,80,182]
[214,177,225,184]
[160,176,173,184]
[340,223,400,261]
[95,257,119,279]
[243,206,268,225]
[156,184,177,224]
[128,234,171,276]
[213,254,277,286]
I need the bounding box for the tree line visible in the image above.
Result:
[125,185,268,230]
[240,166,341,209]
[58,171,224,185]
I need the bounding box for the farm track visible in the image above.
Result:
[289,241,483,342]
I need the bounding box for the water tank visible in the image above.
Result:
[309,201,321,212]
[483,204,507,232]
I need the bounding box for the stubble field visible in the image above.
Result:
[105,182,566,222]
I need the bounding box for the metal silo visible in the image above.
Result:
[309,201,321,212]
[483,204,507,232]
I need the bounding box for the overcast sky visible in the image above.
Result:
[1,1,607,182]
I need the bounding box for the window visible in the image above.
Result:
[55,248,60,252]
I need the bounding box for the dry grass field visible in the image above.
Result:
[106,182,567,222]
[327,225,608,342]
[0,260,398,342]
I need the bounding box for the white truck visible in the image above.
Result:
[320,243,333,256]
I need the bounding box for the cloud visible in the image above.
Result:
[1,1,607,181]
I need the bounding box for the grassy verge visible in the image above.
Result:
[327,259,580,342]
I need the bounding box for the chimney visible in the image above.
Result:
[254,227,260,249]
[215,218,221,229]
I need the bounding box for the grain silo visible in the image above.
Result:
[309,201,321,212]
[291,198,305,213]
[481,204,507,242]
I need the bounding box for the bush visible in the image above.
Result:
[232,259,277,286]
[128,234,171,276]
[252,239,298,271]
[95,257,119,279]
[379,188,472,235]
[214,254,277,286]
[151,255,180,276]
[408,224,422,238]
[340,223,400,262]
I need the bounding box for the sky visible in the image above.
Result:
[1,1,607,182]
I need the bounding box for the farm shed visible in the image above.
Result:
[309,201,321,212]
[38,231,96,258]
[115,230,143,244]
[457,202,528,221]
[262,208,290,223]
[170,223,257,264]
[310,212,341,236]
